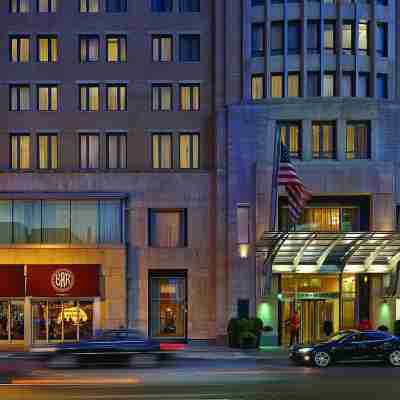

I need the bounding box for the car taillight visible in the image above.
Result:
[159,343,185,351]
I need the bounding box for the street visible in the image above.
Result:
[0,356,399,400]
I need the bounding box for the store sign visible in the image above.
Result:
[0,265,25,297]
[278,292,339,301]
[51,269,75,293]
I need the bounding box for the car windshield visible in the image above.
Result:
[326,332,352,343]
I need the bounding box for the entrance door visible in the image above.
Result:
[149,273,187,340]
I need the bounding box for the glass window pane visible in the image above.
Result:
[288,74,299,97]
[180,135,190,169]
[0,201,12,244]
[20,135,30,168]
[107,38,118,62]
[180,86,191,110]
[20,87,30,110]
[161,86,171,110]
[38,87,48,110]
[42,200,70,243]
[150,211,183,247]
[39,38,48,62]
[13,200,41,243]
[62,301,78,341]
[152,135,160,168]
[161,135,172,168]
[79,301,94,339]
[0,302,8,340]
[99,200,121,243]
[88,135,99,168]
[51,135,58,169]
[11,87,18,111]
[271,75,283,98]
[324,74,334,97]
[108,135,118,169]
[51,87,58,111]
[48,301,62,342]
[71,201,97,244]
[20,38,29,62]
[10,301,24,341]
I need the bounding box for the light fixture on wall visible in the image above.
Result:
[238,244,249,259]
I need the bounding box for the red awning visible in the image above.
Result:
[0,265,25,297]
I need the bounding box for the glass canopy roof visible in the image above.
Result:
[257,232,400,274]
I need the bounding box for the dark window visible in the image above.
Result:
[342,72,355,97]
[180,0,199,12]
[252,23,265,57]
[346,122,370,160]
[80,134,99,169]
[288,21,301,55]
[180,84,200,111]
[10,0,30,13]
[324,21,335,54]
[307,21,320,54]
[107,133,127,169]
[152,133,172,169]
[307,72,320,97]
[179,133,199,169]
[342,21,354,55]
[377,23,388,57]
[152,84,172,111]
[312,122,336,159]
[376,0,388,4]
[149,209,187,248]
[9,85,30,111]
[358,73,370,97]
[377,74,388,99]
[106,0,126,12]
[277,122,301,159]
[271,22,284,55]
[252,0,264,5]
[151,0,172,12]
[179,35,200,62]
[38,134,58,169]
[79,35,99,63]
[10,134,30,170]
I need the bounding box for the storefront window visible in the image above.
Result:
[0,302,9,340]
[32,302,47,341]
[0,301,24,341]
[13,201,41,243]
[42,201,71,244]
[0,201,12,244]
[79,301,94,339]
[71,201,97,244]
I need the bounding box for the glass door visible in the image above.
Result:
[0,300,24,342]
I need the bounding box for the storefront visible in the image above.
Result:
[0,264,101,347]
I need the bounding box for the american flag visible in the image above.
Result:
[277,143,311,224]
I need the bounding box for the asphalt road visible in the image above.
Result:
[0,357,399,400]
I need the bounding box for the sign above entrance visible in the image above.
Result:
[278,292,339,301]
[0,265,25,297]
[27,265,100,297]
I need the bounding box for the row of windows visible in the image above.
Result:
[9,132,200,170]
[252,0,388,6]
[9,0,200,13]
[251,71,388,98]
[276,121,370,160]
[252,20,388,57]
[9,83,201,112]
[10,34,201,63]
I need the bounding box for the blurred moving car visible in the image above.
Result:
[290,330,400,368]
[30,329,173,368]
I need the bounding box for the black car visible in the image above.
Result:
[30,329,167,368]
[290,330,400,368]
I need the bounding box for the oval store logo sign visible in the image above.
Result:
[51,269,75,293]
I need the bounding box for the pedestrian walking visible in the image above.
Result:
[288,311,300,346]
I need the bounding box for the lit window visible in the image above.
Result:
[10,0,30,13]
[180,84,200,111]
[10,36,30,63]
[323,73,335,97]
[271,74,283,98]
[79,35,99,63]
[179,133,199,169]
[278,122,301,159]
[106,84,127,111]
[107,133,127,169]
[10,134,30,169]
[38,35,58,63]
[79,85,100,111]
[342,22,354,55]
[151,0,172,12]
[10,85,30,111]
[38,134,58,169]
[358,21,369,55]
[37,85,58,111]
[152,133,172,169]
[312,122,336,159]
[38,0,57,13]
[251,75,264,100]
[152,35,172,62]
[152,84,172,111]
[80,134,99,169]
[346,122,370,159]
[80,0,99,13]
[288,73,300,97]
[179,35,200,62]
[106,0,127,12]
[106,35,127,63]
[324,21,335,54]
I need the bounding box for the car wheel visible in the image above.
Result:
[388,350,400,367]
[313,351,331,368]
[48,354,79,369]
[128,353,158,368]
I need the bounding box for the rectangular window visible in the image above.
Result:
[42,200,70,243]
[79,35,99,63]
[288,21,301,55]
[376,23,388,57]
[323,72,335,97]
[152,84,172,111]
[307,20,320,54]
[79,85,100,111]
[13,201,41,243]
[324,21,335,54]
[80,0,99,12]
[180,84,200,111]
[377,74,388,99]
[307,72,320,96]
[10,134,30,169]
[312,122,336,159]
[71,201,97,244]
[107,133,127,169]
[271,74,283,98]
[346,122,370,159]
[358,21,369,55]
[37,35,58,63]
[106,35,127,63]
[106,84,127,111]
[288,73,300,97]
[251,74,264,100]
[237,205,250,244]
[342,72,354,97]
[149,209,187,248]
[252,23,265,57]
[10,85,30,111]
[37,85,58,111]
[180,0,200,12]
[179,34,200,62]
[10,0,30,13]
[342,21,354,55]
[252,0,264,5]
[80,134,99,169]
[179,133,199,169]
[152,133,172,169]
[151,0,172,12]
[106,0,126,12]
[152,35,172,62]
[38,133,58,169]
[10,36,30,63]
[358,73,369,97]
[278,122,301,159]
[38,0,57,12]
[271,22,284,55]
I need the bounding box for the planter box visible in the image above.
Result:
[259,332,279,347]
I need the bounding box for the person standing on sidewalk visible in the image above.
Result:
[289,311,300,346]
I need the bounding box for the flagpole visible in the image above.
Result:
[269,127,281,232]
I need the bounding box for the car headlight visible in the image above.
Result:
[298,347,313,353]
[30,347,57,353]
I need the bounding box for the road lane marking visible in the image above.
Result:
[10,377,141,385]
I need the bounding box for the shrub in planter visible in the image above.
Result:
[394,320,400,337]
[377,325,389,332]
[227,318,240,348]
[239,331,257,349]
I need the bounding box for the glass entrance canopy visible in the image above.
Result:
[257,232,400,274]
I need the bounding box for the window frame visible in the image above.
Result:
[345,121,371,160]
[271,73,284,98]
[9,35,30,63]
[312,121,336,159]
[342,21,354,55]
[179,132,200,169]
[10,0,30,13]
[37,35,58,63]
[9,84,30,111]
[324,20,336,54]
[358,20,369,55]
[106,132,127,169]
[288,72,300,97]
[79,35,100,63]
[37,0,57,13]
[287,21,301,55]
[10,133,30,170]
[277,121,302,159]
[37,84,58,112]
[307,20,320,54]
[251,74,264,100]
[37,133,58,170]
[79,84,100,112]
[376,23,388,58]
[271,21,284,56]
[151,83,173,111]
[105,0,127,12]
[106,35,127,63]
[79,133,100,170]
[179,84,200,111]
[251,23,265,57]
[152,133,173,169]
[179,34,200,62]
[106,84,127,111]
[79,0,99,13]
